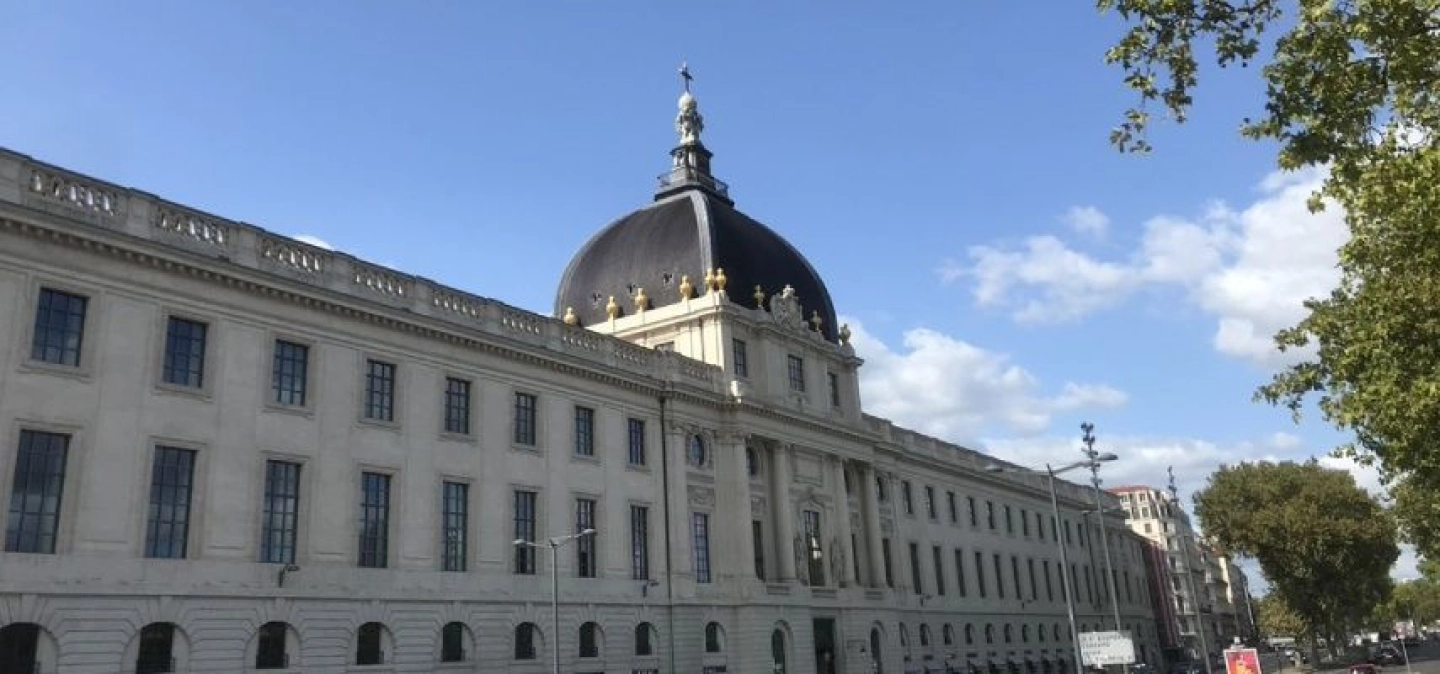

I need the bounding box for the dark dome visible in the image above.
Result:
[556,188,838,341]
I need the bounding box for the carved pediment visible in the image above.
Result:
[768,284,806,332]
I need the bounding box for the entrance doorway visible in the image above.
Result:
[814,618,837,674]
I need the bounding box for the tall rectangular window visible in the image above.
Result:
[442,481,468,572]
[630,505,650,580]
[364,360,396,422]
[986,501,996,530]
[732,338,748,377]
[145,446,195,559]
[1021,508,1030,537]
[954,549,967,597]
[272,340,309,406]
[261,460,301,563]
[909,542,923,595]
[5,430,69,553]
[514,490,537,574]
[932,545,946,595]
[627,418,646,466]
[576,498,597,578]
[1028,557,1039,601]
[1012,555,1023,599]
[162,317,207,388]
[30,288,87,366]
[752,520,766,581]
[901,481,914,515]
[443,377,471,435]
[786,354,805,391]
[803,510,825,586]
[1005,505,1014,534]
[881,538,894,588]
[968,496,978,527]
[693,513,712,583]
[947,491,958,523]
[358,472,390,568]
[827,371,841,407]
[574,406,595,457]
[513,393,537,446]
[924,486,937,519]
[1044,560,1054,601]
[974,550,987,598]
[994,553,1005,599]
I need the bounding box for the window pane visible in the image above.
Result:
[442,482,468,572]
[692,513,711,583]
[574,406,595,456]
[5,430,69,553]
[444,378,471,434]
[514,491,537,574]
[272,341,309,406]
[30,288,87,366]
[162,317,207,388]
[514,393,537,445]
[260,461,300,564]
[576,498,596,578]
[630,505,649,580]
[358,472,391,568]
[627,418,646,466]
[145,447,196,559]
[364,360,396,421]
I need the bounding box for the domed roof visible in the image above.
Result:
[556,188,838,340]
[556,68,837,340]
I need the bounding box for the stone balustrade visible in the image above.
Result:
[0,148,728,394]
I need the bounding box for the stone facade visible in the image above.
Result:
[0,148,1160,674]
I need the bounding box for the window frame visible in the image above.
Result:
[692,511,713,584]
[259,457,304,564]
[513,391,539,447]
[731,337,749,378]
[630,503,651,580]
[4,427,73,554]
[573,405,596,458]
[786,354,806,392]
[158,313,211,393]
[441,376,473,438]
[361,358,398,424]
[513,489,539,574]
[144,444,198,559]
[575,496,598,578]
[626,417,647,467]
[267,337,314,411]
[27,285,90,370]
[441,480,469,572]
[357,470,393,568]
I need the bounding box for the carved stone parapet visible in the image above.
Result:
[431,289,483,319]
[27,167,120,217]
[155,206,229,246]
[259,237,326,274]
[353,264,409,298]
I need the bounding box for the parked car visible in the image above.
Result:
[1372,648,1407,666]
[1349,664,1381,674]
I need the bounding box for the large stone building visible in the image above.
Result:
[1112,486,1254,666]
[0,83,1159,673]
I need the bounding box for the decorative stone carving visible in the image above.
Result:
[839,323,852,345]
[810,310,824,332]
[715,268,728,292]
[260,237,325,274]
[155,207,228,246]
[634,287,648,312]
[768,285,806,332]
[753,285,766,308]
[687,485,715,507]
[28,168,118,216]
[432,290,483,318]
[563,307,579,326]
[605,296,620,320]
[704,268,718,293]
[880,518,894,536]
[354,264,408,298]
[751,495,766,518]
[679,275,695,299]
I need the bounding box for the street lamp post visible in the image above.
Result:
[1168,467,1212,674]
[1082,423,1129,674]
[514,528,597,674]
[988,453,1117,674]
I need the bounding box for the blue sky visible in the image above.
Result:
[2,2,1402,582]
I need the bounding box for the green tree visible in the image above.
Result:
[1257,593,1310,640]
[1392,476,1440,562]
[1194,462,1398,656]
[1099,1,1440,489]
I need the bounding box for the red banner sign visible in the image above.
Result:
[1225,648,1262,674]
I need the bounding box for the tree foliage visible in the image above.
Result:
[1258,593,1311,639]
[1194,462,1398,650]
[1100,0,1440,487]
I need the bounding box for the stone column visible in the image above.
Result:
[859,462,887,588]
[831,458,858,587]
[715,431,755,582]
[770,442,798,582]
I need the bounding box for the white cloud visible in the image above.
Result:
[1062,205,1110,237]
[951,169,1346,367]
[293,234,334,250]
[846,319,1127,442]
[1267,432,1303,451]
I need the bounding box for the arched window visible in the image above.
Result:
[870,628,884,674]
[746,447,760,477]
[689,434,707,467]
[136,623,176,674]
[579,622,600,658]
[705,622,724,653]
[635,622,656,656]
[0,623,42,674]
[964,624,974,645]
[515,622,539,660]
[919,624,931,647]
[771,628,788,673]
[441,622,468,662]
[255,622,293,670]
[356,622,386,665]
[899,624,910,649]
[984,623,994,644]
[943,623,955,646]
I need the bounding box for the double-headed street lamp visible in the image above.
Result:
[514,528,597,674]
[1082,423,1128,674]
[987,452,1117,674]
